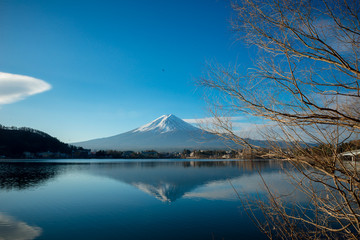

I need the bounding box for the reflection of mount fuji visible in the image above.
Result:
[133,182,187,202]
[87,161,277,202]
[0,160,282,202]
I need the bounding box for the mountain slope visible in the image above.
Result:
[73,114,236,151]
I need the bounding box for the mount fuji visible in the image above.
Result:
[73,114,237,151]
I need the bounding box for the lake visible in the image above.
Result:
[0,159,298,240]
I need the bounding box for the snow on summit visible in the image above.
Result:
[133,114,199,133]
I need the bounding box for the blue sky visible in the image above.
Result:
[0,0,252,142]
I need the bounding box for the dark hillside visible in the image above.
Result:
[0,125,82,158]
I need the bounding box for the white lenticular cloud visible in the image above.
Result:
[0,72,51,105]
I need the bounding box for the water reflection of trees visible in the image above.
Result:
[184,159,284,171]
[0,163,63,190]
[82,159,280,170]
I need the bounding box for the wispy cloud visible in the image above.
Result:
[183,116,245,124]
[183,116,265,131]
[183,116,271,140]
[0,72,51,105]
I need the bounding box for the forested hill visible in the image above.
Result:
[0,125,85,158]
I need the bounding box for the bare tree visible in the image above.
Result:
[200,0,360,239]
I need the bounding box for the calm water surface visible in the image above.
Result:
[0,159,297,240]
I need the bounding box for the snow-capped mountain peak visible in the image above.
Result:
[73,114,241,151]
[133,114,198,133]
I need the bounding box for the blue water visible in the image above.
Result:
[0,159,292,240]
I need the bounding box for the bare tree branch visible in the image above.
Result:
[199,0,360,239]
